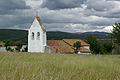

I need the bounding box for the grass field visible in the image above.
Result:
[0,52,120,80]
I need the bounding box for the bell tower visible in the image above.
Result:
[28,16,47,53]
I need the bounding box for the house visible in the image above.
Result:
[28,16,91,54]
[47,39,90,54]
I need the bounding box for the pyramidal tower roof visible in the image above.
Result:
[35,16,46,32]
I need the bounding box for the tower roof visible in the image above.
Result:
[36,16,46,32]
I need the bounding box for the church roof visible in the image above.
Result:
[36,16,46,32]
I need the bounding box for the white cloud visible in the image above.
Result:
[25,0,44,9]
[102,26,113,32]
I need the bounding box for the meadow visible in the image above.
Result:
[0,52,120,80]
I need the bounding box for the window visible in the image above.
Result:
[31,32,34,40]
[37,32,40,40]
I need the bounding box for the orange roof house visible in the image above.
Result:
[47,39,90,54]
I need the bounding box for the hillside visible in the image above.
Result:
[0,29,111,42]
[47,31,84,40]
[0,29,27,42]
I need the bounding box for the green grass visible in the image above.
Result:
[0,52,120,80]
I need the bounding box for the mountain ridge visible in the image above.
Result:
[0,29,111,42]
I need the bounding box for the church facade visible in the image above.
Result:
[28,16,47,53]
[28,16,91,54]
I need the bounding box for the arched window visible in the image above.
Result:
[31,32,34,40]
[37,32,40,40]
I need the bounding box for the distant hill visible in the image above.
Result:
[0,29,27,42]
[47,31,84,40]
[79,31,110,35]
[0,29,111,43]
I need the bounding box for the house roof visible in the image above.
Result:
[36,16,46,32]
[63,39,90,46]
[47,39,90,53]
[47,40,74,53]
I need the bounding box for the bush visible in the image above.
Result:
[7,47,14,52]
[73,41,81,54]
[15,41,23,52]
[86,36,101,54]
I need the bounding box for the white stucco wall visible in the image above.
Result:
[83,46,90,50]
[78,46,91,54]
[78,52,91,55]
[0,47,7,52]
[28,18,46,53]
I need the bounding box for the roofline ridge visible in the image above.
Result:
[35,16,46,32]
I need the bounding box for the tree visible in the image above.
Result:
[112,23,120,44]
[86,36,101,54]
[7,47,14,52]
[4,40,10,51]
[15,41,23,52]
[56,48,58,53]
[73,41,81,54]
[102,42,113,54]
[112,23,120,54]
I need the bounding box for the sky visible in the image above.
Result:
[0,0,120,33]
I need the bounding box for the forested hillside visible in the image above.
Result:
[0,29,27,42]
[0,29,111,43]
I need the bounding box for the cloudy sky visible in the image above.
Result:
[0,0,120,33]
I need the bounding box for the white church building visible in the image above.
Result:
[28,16,91,54]
[28,16,47,53]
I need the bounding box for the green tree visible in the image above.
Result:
[73,41,81,54]
[56,48,58,53]
[4,40,10,51]
[7,47,14,52]
[15,41,23,52]
[102,42,113,54]
[112,23,120,44]
[111,23,120,54]
[86,36,101,54]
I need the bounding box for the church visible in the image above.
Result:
[28,16,91,54]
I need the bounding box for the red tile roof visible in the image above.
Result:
[63,39,89,46]
[47,40,74,53]
[47,39,90,53]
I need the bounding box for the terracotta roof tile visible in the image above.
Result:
[47,40,74,53]
[47,39,90,53]
[63,39,89,46]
